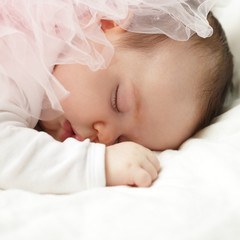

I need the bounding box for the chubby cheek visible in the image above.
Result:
[61,96,88,123]
[61,91,109,126]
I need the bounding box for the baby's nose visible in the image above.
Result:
[93,122,118,146]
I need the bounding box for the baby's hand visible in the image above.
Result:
[105,142,160,187]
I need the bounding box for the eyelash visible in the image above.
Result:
[112,85,119,112]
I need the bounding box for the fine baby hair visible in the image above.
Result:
[191,12,233,130]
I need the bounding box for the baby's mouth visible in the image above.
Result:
[61,120,83,142]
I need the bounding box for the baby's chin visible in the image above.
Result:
[44,127,62,142]
[38,119,63,142]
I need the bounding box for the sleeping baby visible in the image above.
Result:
[0,1,233,193]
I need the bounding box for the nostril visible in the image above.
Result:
[93,122,117,145]
[97,135,115,146]
[93,136,99,143]
[114,137,120,144]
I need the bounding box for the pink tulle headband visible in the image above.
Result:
[74,0,217,40]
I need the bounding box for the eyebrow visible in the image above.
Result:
[132,82,141,119]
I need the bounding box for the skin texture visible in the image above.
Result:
[39,22,205,187]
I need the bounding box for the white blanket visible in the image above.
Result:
[0,1,240,239]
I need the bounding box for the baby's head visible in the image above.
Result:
[105,12,233,148]
[40,13,233,151]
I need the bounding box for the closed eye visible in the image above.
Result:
[112,84,120,112]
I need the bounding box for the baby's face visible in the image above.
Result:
[40,39,204,150]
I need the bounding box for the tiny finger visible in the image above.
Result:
[146,152,161,173]
[133,168,152,187]
[140,160,158,181]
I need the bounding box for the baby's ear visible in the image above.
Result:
[101,20,126,34]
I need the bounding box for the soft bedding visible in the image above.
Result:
[0,1,240,239]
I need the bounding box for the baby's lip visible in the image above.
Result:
[61,120,83,142]
[72,126,84,141]
[60,120,73,142]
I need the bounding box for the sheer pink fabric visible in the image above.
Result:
[0,0,217,120]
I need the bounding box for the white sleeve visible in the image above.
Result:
[0,101,106,194]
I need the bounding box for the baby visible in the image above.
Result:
[0,1,233,193]
[39,13,233,188]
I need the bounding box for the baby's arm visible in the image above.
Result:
[106,142,160,187]
[0,101,106,194]
[0,102,160,193]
